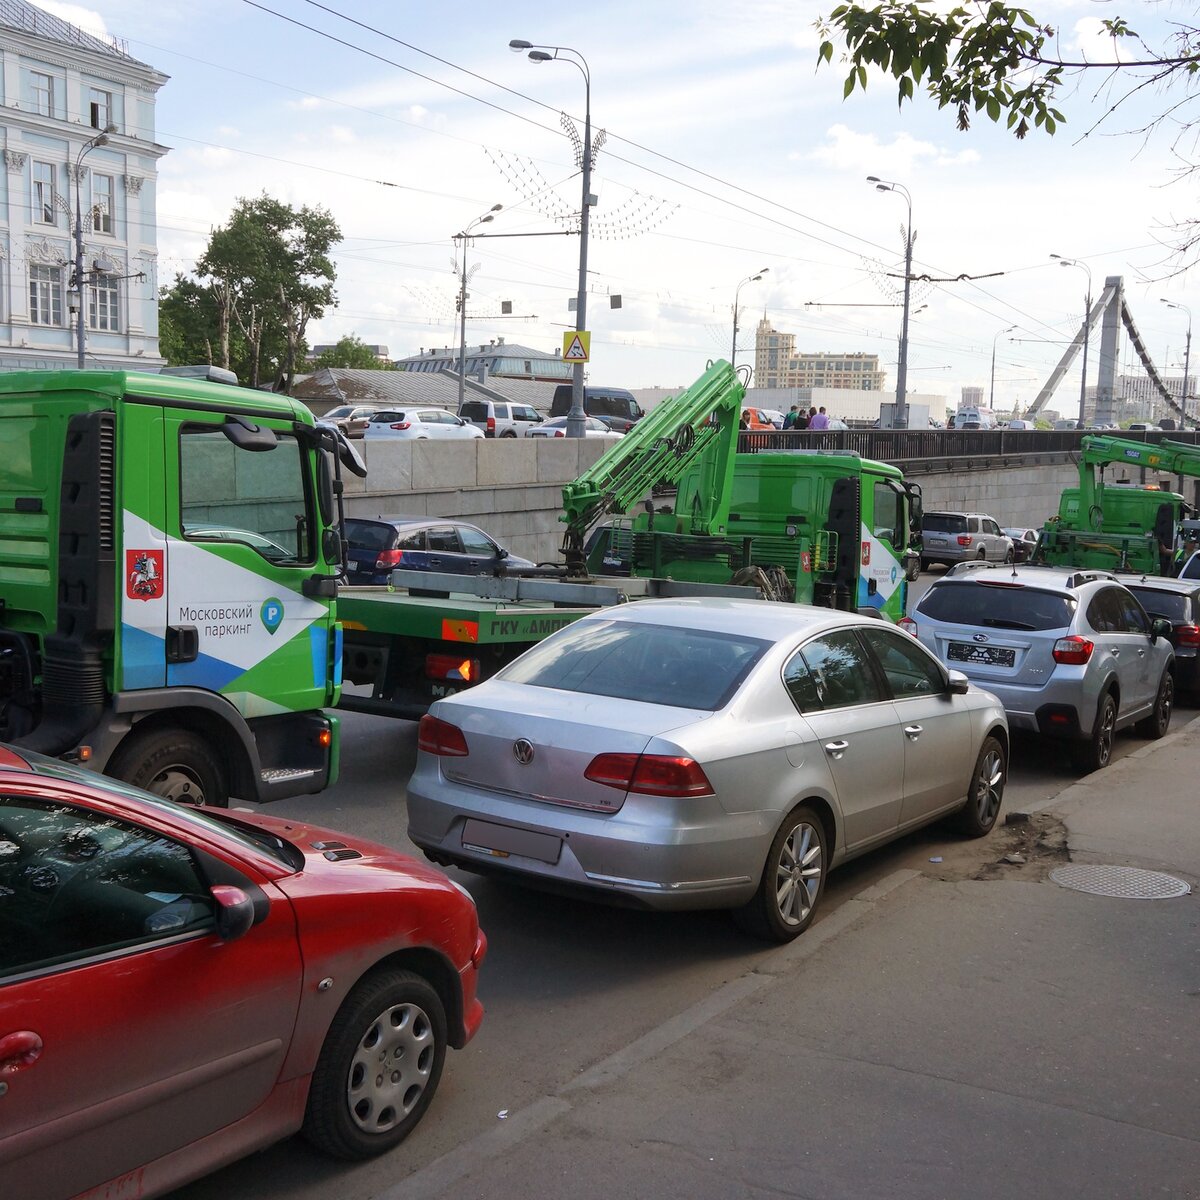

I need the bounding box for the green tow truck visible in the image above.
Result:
[0,360,922,803]
[1036,434,1200,573]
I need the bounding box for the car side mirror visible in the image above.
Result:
[497,547,509,559]
[1150,617,1172,642]
[946,669,970,695]
[211,884,259,941]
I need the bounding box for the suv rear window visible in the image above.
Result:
[1125,588,1190,623]
[459,401,488,421]
[923,514,968,533]
[918,581,1075,630]
[344,519,396,551]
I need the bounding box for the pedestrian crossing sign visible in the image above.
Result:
[562,331,590,362]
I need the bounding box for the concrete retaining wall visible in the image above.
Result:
[343,442,1091,563]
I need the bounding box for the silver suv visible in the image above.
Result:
[900,564,1174,771]
[457,399,544,438]
[921,512,1014,569]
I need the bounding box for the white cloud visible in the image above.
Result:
[34,2,108,39]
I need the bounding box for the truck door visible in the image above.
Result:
[160,410,334,717]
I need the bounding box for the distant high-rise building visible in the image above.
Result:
[754,316,885,390]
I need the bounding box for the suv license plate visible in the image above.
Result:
[948,642,1016,668]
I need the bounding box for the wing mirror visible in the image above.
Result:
[211,884,258,941]
[1150,617,1172,642]
[946,669,970,695]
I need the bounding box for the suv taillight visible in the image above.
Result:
[897,617,918,637]
[1052,635,1094,665]
[418,715,469,756]
[957,534,973,547]
[486,416,496,434]
[1175,623,1200,646]
[584,753,714,797]
[375,549,404,570]
[389,421,411,431]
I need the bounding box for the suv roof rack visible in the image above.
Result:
[1063,569,1118,588]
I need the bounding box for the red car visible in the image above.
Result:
[0,746,485,1200]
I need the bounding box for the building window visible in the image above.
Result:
[29,265,64,325]
[31,71,53,117]
[89,87,112,130]
[33,161,56,225]
[90,276,120,332]
[92,174,113,234]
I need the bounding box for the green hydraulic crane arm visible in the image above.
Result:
[559,359,746,571]
[1078,435,1200,524]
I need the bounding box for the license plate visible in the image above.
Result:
[926,536,947,546]
[948,642,1016,668]
[461,819,562,864]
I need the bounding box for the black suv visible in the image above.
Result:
[549,385,644,433]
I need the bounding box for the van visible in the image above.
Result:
[550,385,644,433]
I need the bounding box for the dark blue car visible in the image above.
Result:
[344,516,536,585]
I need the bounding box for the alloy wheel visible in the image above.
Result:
[774,820,823,926]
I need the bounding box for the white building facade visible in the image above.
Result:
[0,2,168,371]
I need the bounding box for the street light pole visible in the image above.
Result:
[1051,254,1093,428]
[72,125,114,369]
[731,268,768,370]
[1161,298,1193,425]
[511,38,593,438]
[455,205,502,411]
[867,175,914,427]
[989,325,1017,413]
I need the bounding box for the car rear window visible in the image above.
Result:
[923,514,968,533]
[498,620,770,710]
[344,520,396,551]
[917,581,1075,630]
[459,402,487,421]
[1125,588,1190,623]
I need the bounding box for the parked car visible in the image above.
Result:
[1006,419,1037,431]
[408,598,1009,943]
[900,564,1174,771]
[921,512,1014,569]
[549,385,643,433]
[457,399,544,438]
[322,404,379,438]
[363,409,484,440]
[344,516,535,584]
[759,408,786,429]
[1003,526,1040,562]
[740,408,776,431]
[1123,577,1200,696]
[0,745,486,1199]
[526,415,623,440]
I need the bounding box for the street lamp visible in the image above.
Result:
[1051,254,1093,428]
[867,175,914,428]
[1161,298,1192,425]
[72,123,116,369]
[989,325,1017,412]
[511,37,593,438]
[731,268,768,371]
[454,204,502,411]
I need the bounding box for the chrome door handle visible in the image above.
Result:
[1137,649,1147,657]
[1110,648,1120,656]
[824,740,849,758]
[904,725,922,739]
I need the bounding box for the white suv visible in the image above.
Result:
[457,399,544,438]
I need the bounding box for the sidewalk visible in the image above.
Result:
[386,719,1200,1200]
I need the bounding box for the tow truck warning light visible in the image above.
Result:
[426,654,479,682]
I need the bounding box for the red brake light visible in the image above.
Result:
[1052,635,1094,665]
[554,429,566,437]
[957,534,973,547]
[584,752,714,797]
[897,617,918,637]
[390,421,411,431]
[418,714,469,756]
[1174,624,1200,646]
[374,548,404,570]
[486,416,496,433]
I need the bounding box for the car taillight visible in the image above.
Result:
[1174,624,1200,646]
[486,416,496,433]
[425,654,480,683]
[897,617,918,637]
[584,752,714,797]
[389,421,411,431]
[418,714,469,756]
[957,534,973,547]
[375,548,404,570]
[553,429,566,437]
[1052,635,1094,665]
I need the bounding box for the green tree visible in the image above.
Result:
[314,335,390,369]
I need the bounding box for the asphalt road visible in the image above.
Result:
[171,631,1196,1200]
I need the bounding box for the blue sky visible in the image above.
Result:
[40,0,1200,414]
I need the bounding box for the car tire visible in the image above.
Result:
[1004,547,1015,564]
[733,804,827,943]
[977,547,987,560]
[303,968,448,1161]
[499,430,517,438]
[1072,691,1118,772]
[107,727,228,807]
[920,557,930,571]
[953,735,1006,836]
[1135,670,1173,739]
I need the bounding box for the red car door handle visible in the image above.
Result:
[0,1031,44,1075]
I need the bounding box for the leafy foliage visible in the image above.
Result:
[313,335,391,369]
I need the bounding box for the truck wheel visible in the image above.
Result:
[302,968,447,1160]
[108,728,229,807]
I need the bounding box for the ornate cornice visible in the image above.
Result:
[25,235,67,265]
[123,174,144,195]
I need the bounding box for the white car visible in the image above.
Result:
[526,416,623,440]
[363,408,485,440]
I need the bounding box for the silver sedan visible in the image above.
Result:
[408,599,1009,942]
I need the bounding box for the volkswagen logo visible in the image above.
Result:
[512,738,535,765]
[973,633,989,643]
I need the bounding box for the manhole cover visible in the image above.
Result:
[1049,864,1191,900]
